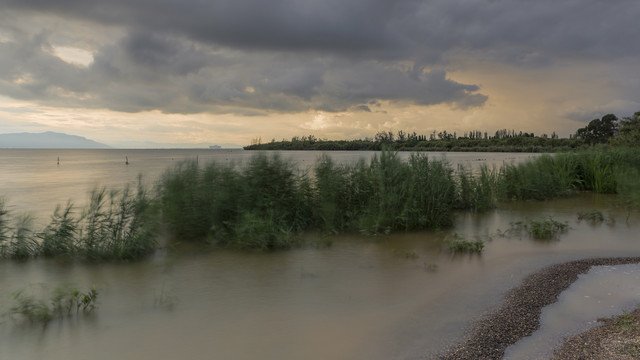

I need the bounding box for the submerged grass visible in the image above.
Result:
[576,209,613,225]
[444,233,485,254]
[499,217,569,240]
[8,284,98,324]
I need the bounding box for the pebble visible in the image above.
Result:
[434,257,640,360]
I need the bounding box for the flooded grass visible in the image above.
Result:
[391,248,419,259]
[577,209,608,224]
[8,284,98,325]
[527,217,570,240]
[444,233,485,253]
[499,217,569,240]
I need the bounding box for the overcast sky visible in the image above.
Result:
[0,0,639,147]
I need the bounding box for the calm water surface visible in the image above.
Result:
[0,149,638,360]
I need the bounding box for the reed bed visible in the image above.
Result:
[157,150,494,248]
[496,146,640,200]
[0,180,157,261]
[0,147,638,259]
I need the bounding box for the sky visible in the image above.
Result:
[0,0,639,148]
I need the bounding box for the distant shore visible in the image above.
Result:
[435,257,640,360]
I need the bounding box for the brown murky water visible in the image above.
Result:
[0,150,638,359]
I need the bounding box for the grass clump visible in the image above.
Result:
[615,309,639,333]
[444,233,485,254]
[9,284,98,324]
[500,217,569,240]
[527,217,569,239]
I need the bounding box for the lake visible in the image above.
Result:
[0,149,638,359]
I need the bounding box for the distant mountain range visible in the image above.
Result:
[0,131,111,149]
[108,140,243,149]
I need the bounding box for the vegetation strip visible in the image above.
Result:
[435,257,640,360]
[245,111,639,152]
[1,146,639,259]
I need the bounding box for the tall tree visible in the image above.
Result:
[575,114,618,144]
[611,111,640,146]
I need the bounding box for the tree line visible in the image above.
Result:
[244,111,640,152]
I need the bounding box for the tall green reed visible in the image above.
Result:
[456,164,497,211]
[6,214,37,260]
[0,180,157,261]
[79,181,157,261]
[498,154,580,200]
[0,197,9,255]
[158,153,313,250]
[400,154,457,230]
[38,201,78,257]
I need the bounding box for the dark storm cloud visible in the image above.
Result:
[1,0,639,114]
[2,0,406,53]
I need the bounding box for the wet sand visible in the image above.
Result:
[435,257,640,360]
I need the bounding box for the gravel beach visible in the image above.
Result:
[435,257,640,360]
[551,307,640,359]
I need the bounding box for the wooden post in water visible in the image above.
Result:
[126,156,129,165]
[57,156,60,166]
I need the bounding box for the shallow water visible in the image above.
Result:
[504,263,640,359]
[0,150,638,359]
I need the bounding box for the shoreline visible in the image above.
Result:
[435,256,640,360]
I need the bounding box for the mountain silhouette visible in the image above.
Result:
[0,131,110,148]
